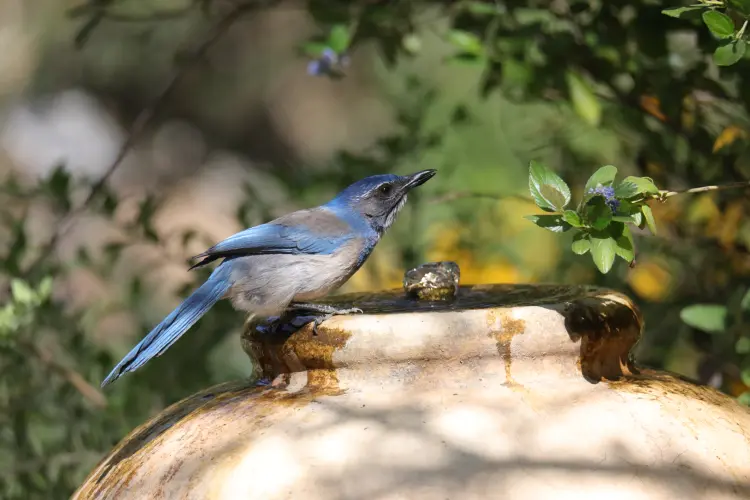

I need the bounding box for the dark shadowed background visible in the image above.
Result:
[1,1,750,498]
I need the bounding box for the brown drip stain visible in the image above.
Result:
[242,315,352,396]
[485,309,526,388]
[284,324,352,394]
[562,293,642,383]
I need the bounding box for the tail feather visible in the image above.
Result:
[101,264,232,388]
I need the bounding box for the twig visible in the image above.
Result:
[657,180,750,200]
[428,191,532,204]
[23,0,274,276]
[18,339,107,408]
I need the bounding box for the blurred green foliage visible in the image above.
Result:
[1,0,750,498]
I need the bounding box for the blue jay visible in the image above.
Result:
[101,169,436,387]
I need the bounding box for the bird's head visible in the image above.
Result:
[327,169,437,234]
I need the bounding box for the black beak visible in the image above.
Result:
[403,169,437,190]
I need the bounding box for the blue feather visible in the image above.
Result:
[189,208,355,269]
[100,263,232,388]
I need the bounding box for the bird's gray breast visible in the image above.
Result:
[226,239,365,316]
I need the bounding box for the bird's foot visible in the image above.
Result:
[288,302,363,315]
[288,302,363,335]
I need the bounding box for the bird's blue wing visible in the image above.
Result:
[190,208,355,269]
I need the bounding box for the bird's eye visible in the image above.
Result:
[378,184,392,196]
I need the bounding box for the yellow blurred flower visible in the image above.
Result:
[685,194,720,225]
[713,125,746,153]
[717,201,744,249]
[627,259,673,302]
[426,220,522,285]
[639,95,667,122]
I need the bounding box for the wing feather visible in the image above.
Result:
[189,208,354,269]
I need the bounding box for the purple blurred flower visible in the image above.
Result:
[307,47,349,76]
[587,185,620,212]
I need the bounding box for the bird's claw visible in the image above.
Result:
[309,307,363,335]
[311,314,331,336]
[338,307,363,315]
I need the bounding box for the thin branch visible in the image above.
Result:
[18,339,107,408]
[658,180,750,200]
[24,0,274,275]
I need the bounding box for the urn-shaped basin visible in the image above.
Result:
[74,284,750,499]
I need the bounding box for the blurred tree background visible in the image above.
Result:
[1,0,750,497]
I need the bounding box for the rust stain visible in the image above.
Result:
[281,324,351,394]
[241,315,352,395]
[485,309,526,388]
[562,292,642,383]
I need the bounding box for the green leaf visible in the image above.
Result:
[563,210,584,227]
[565,71,601,126]
[4,222,26,275]
[10,279,34,305]
[448,30,483,55]
[584,197,613,231]
[739,391,750,406]
[620,176,660,196]
[302,42,329,57]
[38,277,53,300]
[584,165,618,192]
[402,33,421,54]
[680,304,728,334]
[465,1,500,15]
[742,369,750,387]
[741,288,750,311]
[450,105,471,125]
[714,39,746,66]
[524,214,571,233]
[328,24,351,53]
[46,164,72,211]
[728,0,750,17]
[528,161,571,212]
[540,185,568,211]
[632,211,643,226]
[641,205,657,235]
[612,215,636,223]
[614,181,639,199]
[662,6,705,18]
[590,232,617,274]
[614,225,635,263]
[736,337,750,354]
[571,232,591,255]
[702,10,735,38]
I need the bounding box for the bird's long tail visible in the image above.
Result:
[101,263,232,388]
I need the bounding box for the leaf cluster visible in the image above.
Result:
[663,0,750,66]
[525,162,660,274]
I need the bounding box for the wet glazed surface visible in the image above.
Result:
[311,283,603,313]
[73,284,750,500]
